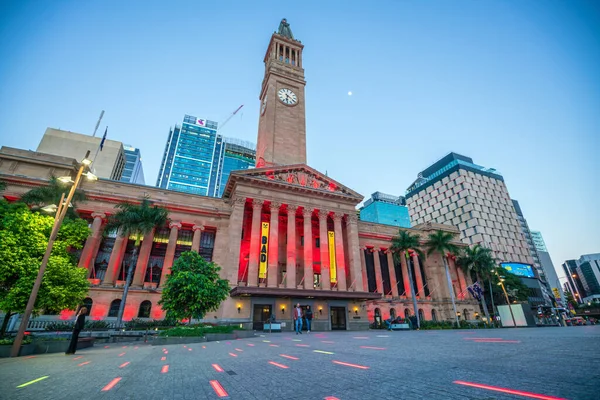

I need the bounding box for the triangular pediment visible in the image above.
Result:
[224,164,363,202]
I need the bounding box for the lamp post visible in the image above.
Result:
[11,151,95,357]
[405,250,420,329]
[495,269,517,328]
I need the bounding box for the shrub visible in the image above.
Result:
[85,320,110,329]
[45,322,74,331]
[0,337,33,345]
[158,325,238,337]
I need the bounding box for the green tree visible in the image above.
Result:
[104,197,168,327]
[159,251,230,322]
[0,200,90,335]
[19,176,87,218]
[0,180,6,191]
[389,230,425,329]
[491,268,530,303]
[424,230,461,327]
[456,244,496,323]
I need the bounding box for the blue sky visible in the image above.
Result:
[1,1,598,280]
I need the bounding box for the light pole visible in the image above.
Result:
[495,269,517,328]
[11,151,96,357]
[405,250,420,329]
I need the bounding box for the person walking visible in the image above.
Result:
[305,305,313,333]
[66,307,87,355]
[293,303,303,334]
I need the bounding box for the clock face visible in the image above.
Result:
[277,88,298,105]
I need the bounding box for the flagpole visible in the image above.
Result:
[91,126,108,169]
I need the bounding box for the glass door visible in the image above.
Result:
[253,304,272,331]
[330,306,347,330]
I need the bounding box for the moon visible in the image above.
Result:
[348,91,353,96]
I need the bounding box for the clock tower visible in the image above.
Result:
[256,19,307,167]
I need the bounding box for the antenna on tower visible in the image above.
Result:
[91,110,105,137]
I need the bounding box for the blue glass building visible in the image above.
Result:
[120,145,145,185]
[156,115,255,197]
[359,192,411,228]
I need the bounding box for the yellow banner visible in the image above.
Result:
[552,288,561,299]
[328,231,336,283]
[259,222,269,279]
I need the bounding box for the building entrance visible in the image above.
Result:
[253,304,272,331]
[330,306,347,330]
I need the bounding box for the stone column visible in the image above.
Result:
[412,254,425,298]
[454,258,467,299]
[159,222,181,287]
[332,213,346,291]
[191,224,204,253]
[226,197,246,284]
[267,202,280,288]
[345,214,364,292]
[102,231,128,286]
[247,199,264,287]
[387,250,399,297]
[318,211,330,290]
[372,248,384,294]
[132,228,155,287]
[286,205,298,289]
[400,251,411,297]
[359,247,368,292]
[79,212,105,270]
[302,208,313,290]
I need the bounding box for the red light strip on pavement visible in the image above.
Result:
[104,346,110,348]
[118,352,126,357]
[229,352,237,357]
[247,343,255,346]
[268,361,289,369]
[212,364,224,372]
[269,344,280,347]
[352,336,369,339]
[235,348,243,352]
[134,346,138,349]
[78,361,91,367]
[122,345,127,348]
[280,354,299,360]
[73,356,83,360]
[453,381,567,400]
[295,344,309,347]
[202,346,206,349]
[360,346,386,350]
[101,377,122,392]
[321,341,335,344]
[164,351,168,354]
[119,362,130,368]
[324,397,340,400]
[210,380,229,397]
[332,360,369,370]
[473,340,521,343]
[463,338,504,340]
[188,348,193,351]
[161,356,166,361]
[25,356,36,359]
[161,365,169,374]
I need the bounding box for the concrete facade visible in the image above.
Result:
[37,128,126,180]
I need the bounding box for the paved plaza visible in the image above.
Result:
[1,326,598,400]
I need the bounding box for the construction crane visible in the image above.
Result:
[219,104,244,130]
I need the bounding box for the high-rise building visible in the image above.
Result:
[405,152,533,266]
[359,192,411,228]
[512,200,542,276]
[566,254,600,300]
[37,128,126,180]
[120,145,145,185]
[530,230,564,306]
[156,115,255,197]
[563,259,588,303]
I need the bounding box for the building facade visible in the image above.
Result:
[406,153,533,266]
[513,200,542,275]
[120,145,145,185]
[563,259,587,303]
[156,116,255,197]
[0,19,478,330]
[37,128,126,180]
[359,192,411,228]
[530,230,564,305]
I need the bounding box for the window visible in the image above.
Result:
[418,309,424,321]
[108,299,121,317]
[404,308,412,318]
[390,308,396,319]
[431,309,437,321]
[138,301,152,318]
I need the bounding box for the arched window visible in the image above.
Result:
[108,299,121,317]
[374,308,381,318]
[431,309,437,321]
[81,298,93,316]
[138,301,152,318]
[404,308,411,318]
[418,309,424,321]
[463,309,470,321]
[390,308,396,319]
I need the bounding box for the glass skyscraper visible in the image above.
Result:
[359,192,411,228]
[120,145,145,185]
[156,114,255,197]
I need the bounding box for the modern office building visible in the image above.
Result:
[359,192,411,228]
[156,115,255,197]
[563,259,588,303]
[513,200,542,275]
[120,145,145,185]
[530,230,564,306]
[37,128,126,180]
[405,152,533,266]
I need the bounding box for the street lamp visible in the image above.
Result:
[11,151,95,357]
[495,270,517,328]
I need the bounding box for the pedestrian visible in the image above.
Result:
[305,305,313,333]
[66,307,87,355]
[293,303,303,334]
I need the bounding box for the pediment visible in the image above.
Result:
[223,164,363,202]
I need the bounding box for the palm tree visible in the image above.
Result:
[390,230,425,329]
[456,244,495,323]
[104,197,169,327]
[425,230,461,327]
[20,176,87,218]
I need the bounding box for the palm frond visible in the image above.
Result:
[105,197,169,242]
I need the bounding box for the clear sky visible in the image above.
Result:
[1,0,599,281]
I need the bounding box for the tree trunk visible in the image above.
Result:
[488,279,496,315]
[443,257,460,327]
[116,246,139,328]
[405,252,420,329]
[1,311,13,336]
[476,273,491,325]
